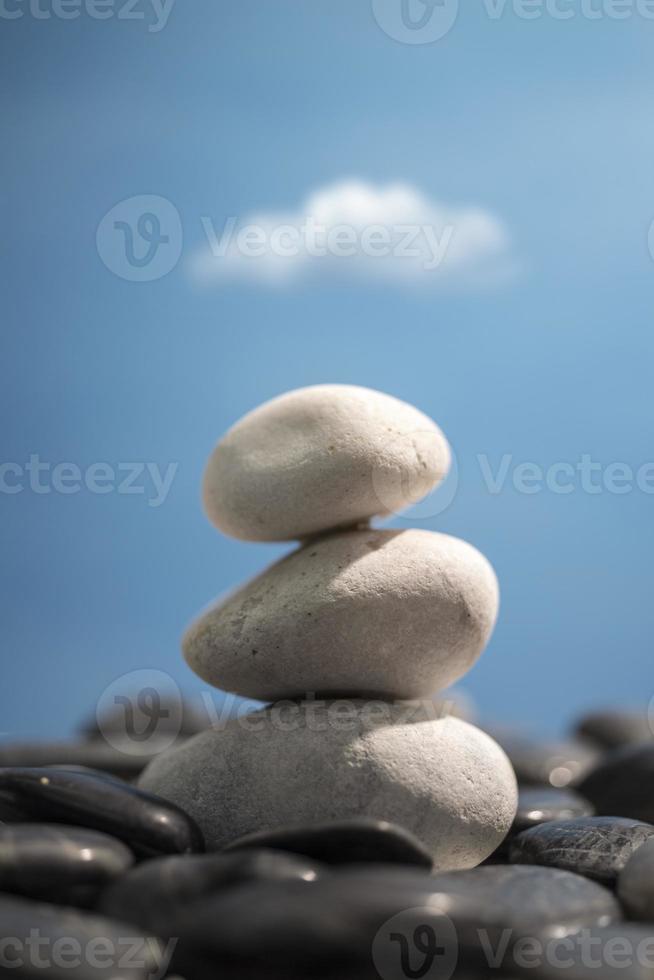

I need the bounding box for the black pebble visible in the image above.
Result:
[164,862,620,979]
[0,893,166,979]
[0,823,133,906]
[578,742,654,824]
[223,817,433,869]
[99,848,324,934]
[573,709,653,750]
[503,924,654,980]
[0,767,203,856]
[486,729,598,787]
[509,816,654,883]
[513,787,595,834]
[0,742,159,780]
[491,787,595,861]
[81,694,209,741]
[617,837,654,921]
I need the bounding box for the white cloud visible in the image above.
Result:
[190,179,515,289]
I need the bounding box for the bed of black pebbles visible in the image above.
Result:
[1,705,654,979]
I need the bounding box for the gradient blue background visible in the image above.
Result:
[2,1,652,739]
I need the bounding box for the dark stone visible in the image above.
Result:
[0,742,164,780]
[486,729,598,788]
[335,863,622,941]
[99,848,324,933]
[509,816,654,883]
[81,695,210,741]
[507,924,654,980]
[0,767,203,856]
[574,709,653,750]
[0,824,133,906]
[0,894,166,978]
[617,837,654,920]
[163,863,620,979]
[0,792,31,822]
[578,743,654,824]
[223,817,433,869]
[492,788,595,861]
[513,787,595,834]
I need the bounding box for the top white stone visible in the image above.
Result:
[203,384,451,541]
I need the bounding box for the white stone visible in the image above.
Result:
[139,704,517,868]
[203,384,451,541]
[183,528,499,702]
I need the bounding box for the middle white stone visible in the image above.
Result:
[183,527,499,701]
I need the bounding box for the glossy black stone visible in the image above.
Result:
[578,743,654,824]
[0,894,166,979]
[509,816,654,883]
[574,709,653,750]
[491,788,595,861]
[224,817,433,869]
[163,863,620,979]
[513,787,595,834]
[0,792,31,822]
[506,924,654,980]
[617,837,654,920]
[99,848,324,933]
[0,742,160,780]
[0,767,203,856]
[486,729,599,787]
[0,823,133,906]
[339,863,621,940]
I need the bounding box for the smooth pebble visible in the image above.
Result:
[486,729,598,788]
[0,741,158,780]
[99,848,323,934]
[184,528,499,701]
[578,743,654,823]
[224,816,433,868]
[0,767,203,856]
[507,924,654,980]
[574,709,653,750]
[617,838,654,920]
[203,384,451,542]
[0,823,133,906]
[509,816,654,884]
[160,864,620,978]
[513,788,595,833]
[0,893,166,979]
[140,703,517,868]
[492,787,595,860]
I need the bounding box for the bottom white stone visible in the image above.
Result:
[139,701,517,870]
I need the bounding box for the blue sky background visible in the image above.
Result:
[2,1,653,739]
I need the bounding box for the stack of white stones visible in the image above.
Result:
[140,385,518,870]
